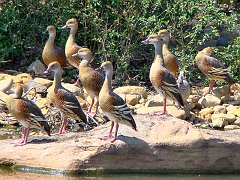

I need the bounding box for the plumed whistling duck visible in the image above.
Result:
[42,25,67,68]
[142,34,184,115]
[44,61,87,134]
[96,61,137,142]
[6,84,50,146]
[195,47,235,96]
[72,48,104,118]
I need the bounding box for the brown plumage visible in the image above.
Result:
[97,61,137,142]
[72,48,104,116]
[62,18,81,69]
[158,29,179,78]
[42,25,67,68]
[45,61,87,134]
[195,47,235,95]
[6,84,50,146]
[142,34,184,114]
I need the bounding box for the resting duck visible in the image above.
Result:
[97,61,137,142]
[158,29,179,78]
[42,25,67,68]
[44,61,87,134]
[6,84,50,146]
[195,47,235,95]
[142,34,184,114]
[72,48,104,117]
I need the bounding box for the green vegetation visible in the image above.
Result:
[0,0,239,85]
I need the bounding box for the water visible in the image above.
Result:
[1,172,240,180]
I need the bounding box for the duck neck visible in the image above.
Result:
[53,69,63,93]
[153,42,164,66]
[79,55,92,67]
[102,69,113,94]
[67,25,78,44]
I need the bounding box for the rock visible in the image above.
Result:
[35,98,50,109]
[135,104,142,109]
[33,78,53,88]
[212,113,236,125]
[224,125,240,131]
[232,109,240,117]
[221,95,235,103]
[211,116,228,128]
[198,94,221,108]
[139,98,147,104]
[230,83,240,93]
[27,60,46,75]
[62,83,84,98]
[187,95,201,103]
[199,107,214,120]
[113,86,148,99]
[234,117,240,126]
[136,106,186,120]
[227,105,238,112]
[212,85,231,98]
[28,80,47,94]
[126,94,139,106]
[145,94,173,107]
[0,79,13,93]
[16,73,32,85]
[213,105,227,114]
[2,115,240,174]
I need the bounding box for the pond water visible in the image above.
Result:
[1,172,240,180]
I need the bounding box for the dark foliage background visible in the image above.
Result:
[0,0,239,86]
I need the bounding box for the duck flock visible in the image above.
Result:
[3,18,235,146]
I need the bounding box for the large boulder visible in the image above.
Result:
[2,115,240,174]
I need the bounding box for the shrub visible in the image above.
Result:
[0,0,239,85]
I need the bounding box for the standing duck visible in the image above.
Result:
[142,34,184,115]
[44,61,87,134]
[61,18,81,69]
[158,29,179,78]
[6,84,50,146]
[42,25,67,68]
[97,61,137,142]
[72,48,104,117]
[195,47,235,95]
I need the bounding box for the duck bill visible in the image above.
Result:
[61,25,67,29]
[95,66,103,71]
[141,39,149,45]
[72,53,79,57]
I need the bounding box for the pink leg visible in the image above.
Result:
[99,122,115,140]
[154,96,168,115]
[203,80,215,96]
[110,123,119,143]
[86,99,98,119]
[52,118,68,135]
[59,118,68,134]
[11,128,29,146]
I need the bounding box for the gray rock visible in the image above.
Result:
[213,105,227,114]
[198,94,221,108]
[28,80,47,94]
[27,60,46,75]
